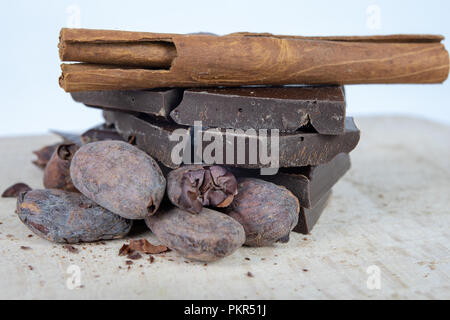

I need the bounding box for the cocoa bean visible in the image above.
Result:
[70,141,166,219]
[44,143,79,192]
[145,207,245,262]
[225,178,300,247]
[32,143,59,169]
[167,165,237,214]
[16,189,132,243]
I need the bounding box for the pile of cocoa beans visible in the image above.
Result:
[16,139,300,262]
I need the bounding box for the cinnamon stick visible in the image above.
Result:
[59,28,449,92]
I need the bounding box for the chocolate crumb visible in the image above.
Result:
[303,269,309,272]
[28,235,33,238]
[63,245,79,254]
[20,246,31,250]
[149,256,155,264]
[245,257,250,261]
[127,252,142,260]
[118,244,132,256]
[125,260,133,265]
[247,272,254,278]
[28,265,34,271]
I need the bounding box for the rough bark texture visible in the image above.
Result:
[167,165,237,214]
[59,29,449,92]
[225,178,300,247]
[146,207,245,262]
[70,141,166,219]
[16,189,132,243]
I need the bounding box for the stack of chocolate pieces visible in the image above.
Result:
[70,84,360,234]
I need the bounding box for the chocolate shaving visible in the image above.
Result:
[118,244,133,256]
[119,239,168,257]
[2,183,32,198]
[129,239,168,254]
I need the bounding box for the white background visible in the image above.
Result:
[0,0,449,136]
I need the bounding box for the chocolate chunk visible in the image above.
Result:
[294,190,333,234]
[196,118,358,168]
[171,86,346,134]
[103,111,192,169]
[105,110,359,169]
[229,153,350,208]
[72,89,183,120]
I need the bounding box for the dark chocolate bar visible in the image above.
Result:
[294,190,332,234]
[104,110,359,169]
[196,118,359,168]
[171,86,346,134]
[228,153,350,209]
[72,89,183,120]
[103,111,192,169]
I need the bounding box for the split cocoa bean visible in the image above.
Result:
[167,165,238,214]
[146,207,245,262]
[16,189,132,243]
[44,143,79,192]
[225,178,300,247]
[70,141,166,219]
[32,143,59,169]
